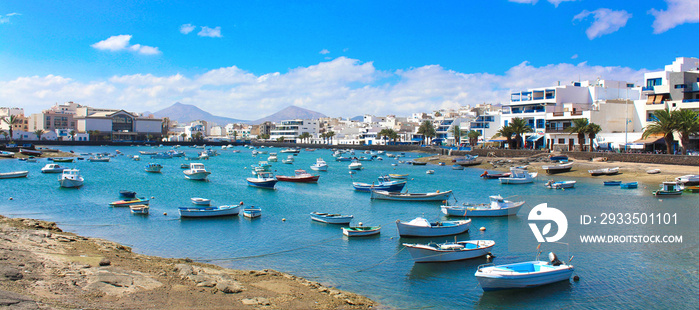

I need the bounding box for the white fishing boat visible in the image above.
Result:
[348,160,363,170]
[58,169,83,188]
[342,226,381,237]
[396,217,471,237]
[246,172,278,189]
[144,163,163,173]
[282,155,294,164]
[441,195,525,217]
[675,174,699,186]
[88,156,110,162]
[129,204,149,215]
[545,180,577,189]
[403,240,496,263]
[310,158,328,171]
[133,155,140,161]
[475,250,574,291]
[542,162,573,174]
[499,167,538,184]
[184,163,211,180]
[41,164,65,173]
[0,170,29,179]
[588,167,619,176]
[267,153,278,162]
[426,170,435,174]
[179,205,241,218]
[310,212,354,224]
[370,190,453,201]
[242,206,262,218]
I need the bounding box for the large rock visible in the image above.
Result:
[0,289,39,309]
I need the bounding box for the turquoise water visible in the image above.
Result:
[0,146,697,309]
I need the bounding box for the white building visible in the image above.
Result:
[74,107,163,141]
[270,119,319,143]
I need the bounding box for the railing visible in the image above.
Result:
[553,112,564,117]
[572,111,583,116]
[682,99,699,103]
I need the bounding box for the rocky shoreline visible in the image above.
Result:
[0,216,374,309]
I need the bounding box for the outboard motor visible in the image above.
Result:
[549,252,563,266]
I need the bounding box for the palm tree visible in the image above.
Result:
[495,125,515,149]
[586,123,602,152]
[232,130,238,142]
[326,130,335,145]
[388,131,399,143]
[180,132,187,141]
[298,132,312,143]
[672,109,699,154]
[508,118,533,149]
[276,136,284,142]
[564,118,590,151]
[34,129,44,141]
[417,120,436,145]
[467,130,481,147]
[2,115,20,142]
[69,130,76,141]
[378,129,396,145]
[451,125,462,145]
[642,107,675,154]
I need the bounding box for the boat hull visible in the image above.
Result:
[370,190,453,201]
[310,212,353,224]
[0,171,29,179]
[475,262,574,291]
[242,207,261,218]
[246,178,278,189]
[275,175,319,183]
[179,205,240,218]
[404,241,494,263]
[441,202,524,217]
[184,171,211,180]
[353,181,406,192]
[342,226,381,237]
[59,178,83,188]
[396,219,471,237]
[310,165,328,171]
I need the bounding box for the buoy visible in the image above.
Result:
[151,196,155,199]
[573,275,580,281]
[480,227,486,231]
[282,218,286,221]
[239,201,244,205]
[163,212,167,216]
[8,197,13,200]
[358,222,363,226]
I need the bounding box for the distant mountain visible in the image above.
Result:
[150,102,249,125]
[349,116,363,122]
[253,106,327,124]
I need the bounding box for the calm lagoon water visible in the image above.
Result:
[1,146,697,309]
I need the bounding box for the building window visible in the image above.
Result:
[112,115,134,132]
[558,138,565,144]
[674,84,687,89]
[646,78,662,88]
[536,119,545,129]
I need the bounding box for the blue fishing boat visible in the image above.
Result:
[475,252,574,291]
[620,182,638,189]
[247,172,278,189]
[352,175,407,192]
[603,181,622,186]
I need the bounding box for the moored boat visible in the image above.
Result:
[0,170,29,179]
[310,158,328,171]
[41,164,65,173]
[0,151,15,158]
[499,167,538,184]
[310,212,353,224]
[480,171,511,179]
[620,182,638,189]
[348,160,363,170]
[675,175,699,186]
[275,169,320,183]
[388,174,408,179]
[51,157,74,163]
[109,197,149,207]
[603,181,622,186]
[179,204,241,218]
[403,240,496,263]
[247,172,278,189]
[370,190,453,201]
[342,226,381,237]
[144,163,163,173]
[452,164,464,170]
[88,156,110,162]
[19,148,42,156]
[191,197,211,206]
[545,180,576,189]
[441,195,525,217]
[396,217,471,237]
[184,163,211,180]
[129,204,149,215]
[353,175,407,192]
[652,182,683,196]
[58,169,83,188]
[475,252,574,291]
[242,206,262,218]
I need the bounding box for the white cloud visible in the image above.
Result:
[198,26,222,38]
[180,23,196,34]
[91,35,161,55]
[571,54,578,59]
[649,0,699,34]
[0,57,649,120]
[547,0,576,7]
[573,8,631,40]
[509,0,575,6]
[0,12,20,24]
[509,0,538,4]
[319,49,330,55]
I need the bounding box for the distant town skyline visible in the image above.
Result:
[0,0,697,119]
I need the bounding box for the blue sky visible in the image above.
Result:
[0,0,697,120]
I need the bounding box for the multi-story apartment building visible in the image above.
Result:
[269,119,319,142]
[0,107,29,139]
[28,101,82,132]
[635,57,699,152]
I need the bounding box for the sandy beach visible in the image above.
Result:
[414,154,699,186]
[0,216,374,309]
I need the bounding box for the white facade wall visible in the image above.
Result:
[134,119,162,133]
